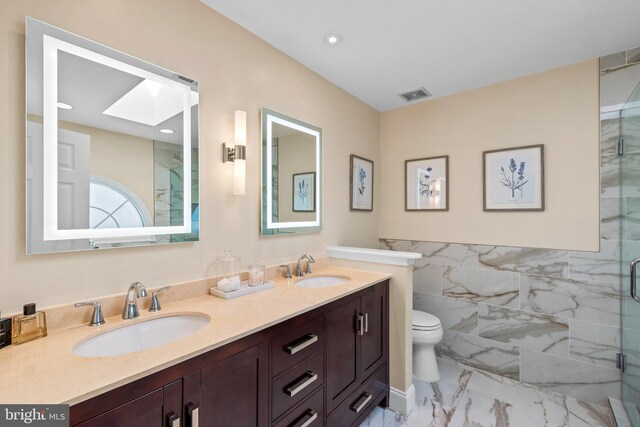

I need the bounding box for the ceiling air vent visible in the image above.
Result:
[399,88,432,102]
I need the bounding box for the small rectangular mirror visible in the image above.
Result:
[261,108,322,235]
[26,18,199,253]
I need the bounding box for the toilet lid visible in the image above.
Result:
[412,310,441,331]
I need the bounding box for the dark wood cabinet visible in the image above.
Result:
[71,280,389,427]
[326,283,389,420]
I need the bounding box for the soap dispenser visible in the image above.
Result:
[12,303,47,345]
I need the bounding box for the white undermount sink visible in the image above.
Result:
[73,313,210,358]
[295,275,351,288]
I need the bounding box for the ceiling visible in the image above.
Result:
[201,0,640,111]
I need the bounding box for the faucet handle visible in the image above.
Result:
[75,301,105,327]
[305,255,315,274]
[279,265,292,279]
[149,286,171,312]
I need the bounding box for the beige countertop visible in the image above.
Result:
[0,266,390,405]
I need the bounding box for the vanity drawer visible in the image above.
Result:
[326,365,387,427]
[272,351,324,420]
[272,316,325,376]
[273,387,323,427]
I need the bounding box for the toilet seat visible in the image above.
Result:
[412,310,441,331]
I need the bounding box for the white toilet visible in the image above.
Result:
[412,309,444,382]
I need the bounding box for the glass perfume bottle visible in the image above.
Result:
[12,303,47,345]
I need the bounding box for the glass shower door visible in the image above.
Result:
[622,79,640,425]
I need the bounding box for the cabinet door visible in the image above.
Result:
[360,284,387,379]
[75,389,164,427]
[326,298,360,412]
[199,343,268,426]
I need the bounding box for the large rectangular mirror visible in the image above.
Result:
[26,18,199,254]
[261,108,321,235]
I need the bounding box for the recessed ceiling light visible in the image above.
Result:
[323,33,343,46]
[160,128,174,134]
[57,102,73,110]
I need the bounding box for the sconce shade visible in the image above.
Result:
[233,110,247,195]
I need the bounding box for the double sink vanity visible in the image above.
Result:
[0,265,390,427]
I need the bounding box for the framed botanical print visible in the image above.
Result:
[350,154,374,211]
[483,144,544,211]
[405,155,448,211]
[292,172,315,212]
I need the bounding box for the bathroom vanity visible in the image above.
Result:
[64,277,389,426]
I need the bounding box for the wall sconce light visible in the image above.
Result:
[222,110,247,195]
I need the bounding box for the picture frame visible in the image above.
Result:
[350,154,374,211]
[483,144,544,211]
[405,155,448,211]
[292,172,316,212]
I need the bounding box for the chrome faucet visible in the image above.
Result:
[122,281,147,320]
[295,255,315,277]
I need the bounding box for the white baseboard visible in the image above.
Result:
[388,384,415,415]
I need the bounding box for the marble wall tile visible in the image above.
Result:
[520,351,620,405]
[601,118,621,198]
[601,197,621,241]
[378,238,411,252]
[628,48,640,64]
[623,197,640,241]
[478,246,569,277]
[600,52,626,70]
[478,305,569,357]
[622,113,640,154]
[520,274,620,327]
[569,240,620,285]
[410,241,478,267]
[442,266,518,308]
[413,292,478,334]
[441,331,520,380]
[413,259,442,295]
[569,320,620,370]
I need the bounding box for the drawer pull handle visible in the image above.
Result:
[289,409,318,427]
[286,334,318,355]
[285,371,318,397]
[350,392,372,414]
[186,402,199,427]
[167,412,180,427]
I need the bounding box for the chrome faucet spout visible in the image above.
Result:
[296,254,314,277]
[122,281,147,320]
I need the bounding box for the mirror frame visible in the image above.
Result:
[26,17,199,250]
[261,108,322,236]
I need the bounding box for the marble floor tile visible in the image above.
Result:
[442,266,518,308]
[479,305,569,357]
[520,350,620,405]
[442,331,520,380]
[360,358,614,427]
[477,246,568,277]
[411,241,479,268]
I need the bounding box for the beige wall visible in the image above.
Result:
[0,0,380,313]
[278,133,316,222]
[379,61,600,251]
